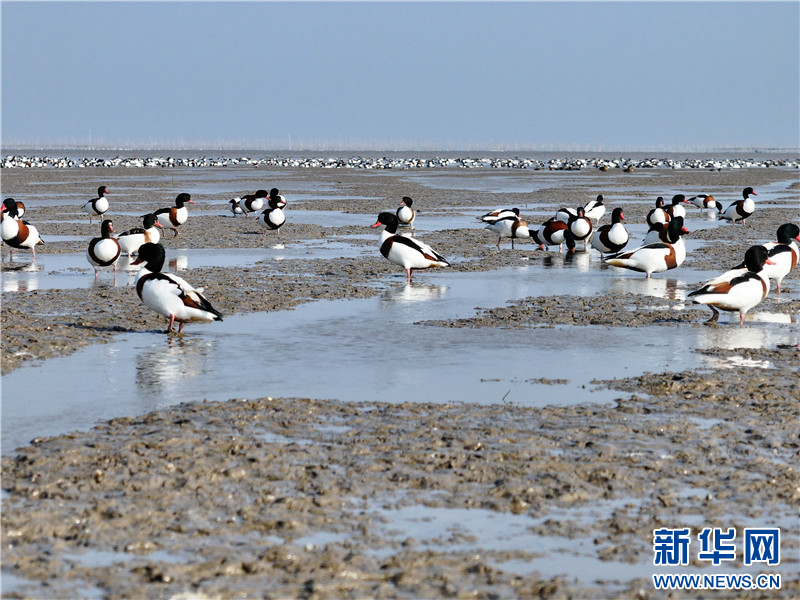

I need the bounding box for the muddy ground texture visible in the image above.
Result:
[2,165,799,599]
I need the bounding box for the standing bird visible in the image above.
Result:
[396,196,416,230]
[720,187,757,225]
[536,218,570,252]
[86,219,121,282]
[689,193,722,213]
[1,198,44,260]
[591,207,629,257]
[370,212,449,283]
[606,217,688,278]
[485,213,531,249]
[646,197,670,227]
[664,194,690,220]
[131,243,223,334]
[228,198,245,217]
[480,207,519,224]
[154,193,193,236]
[688,245,774,327]
[239,189,268,217]
[583,194,606,224]
[567,206,593,251]
[117,213,163,256]
[258,195,286,235]
[735,223,800,299]
[81,186,110,224]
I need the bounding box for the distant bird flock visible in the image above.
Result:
[2,154,799,171]
[2,171,798,332]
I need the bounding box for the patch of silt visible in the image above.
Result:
[421,292,707,328]
[3,376,798,598]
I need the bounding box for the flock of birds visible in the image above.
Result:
[1,185,287,333]
[4,153,799,171]
[368,187,799,329]
[1,184,798,332]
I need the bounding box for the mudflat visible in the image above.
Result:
[2,162,798,598]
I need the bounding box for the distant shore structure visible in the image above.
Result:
[2,152,798,170]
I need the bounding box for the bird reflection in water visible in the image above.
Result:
[135,335,215,395]
[169,254,189,272]
[1,262,41,292]
[382,282,448,304]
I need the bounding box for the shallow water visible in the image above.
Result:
[3,258,798,454]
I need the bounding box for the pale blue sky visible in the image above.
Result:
[2,1,798,151]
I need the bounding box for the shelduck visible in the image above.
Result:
[689,194,722,213]
[229,198,245,216]
[688,245,773,327]
[646,197,670,227]
[371,212,449,283]
[537,218,570,252]
[131,243,223,334]
[567,207,593,251]
[591,207,628,257]
[81,186,109,224]
[606,217,688,278]
[480,208,519,224]
[719,187,757,225]
[1,198,44,260]
[118,213,163,256]
[86,219,121,281]
[154,193,193,235]
[239,189,268,217]
[258,196,286,235]
[583,194,606,224]
[485,214,531,249]
[396,196,416,230]
[735,223,800,298]
[664,194,690,220]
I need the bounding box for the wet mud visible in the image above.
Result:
[2,163,799,598]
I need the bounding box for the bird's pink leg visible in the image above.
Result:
[167,314,175,333]
[406,268,413,283]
